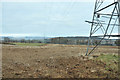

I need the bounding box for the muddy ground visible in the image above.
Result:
[2,44,119,78]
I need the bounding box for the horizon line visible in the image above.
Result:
[0,33,119,39]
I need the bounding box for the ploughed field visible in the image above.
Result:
[2,43,119,78]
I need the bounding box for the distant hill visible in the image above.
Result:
[1,36,52,40]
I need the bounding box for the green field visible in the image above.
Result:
[96,54,119,71]
[13,43,46,46]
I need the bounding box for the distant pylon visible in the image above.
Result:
[85,0,120,56]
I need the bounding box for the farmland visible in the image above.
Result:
[2,43,119,78]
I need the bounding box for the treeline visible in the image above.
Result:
[115,39,120,46]
[1,37,120,46]
[50,37,120,46]
[1,37,43,44]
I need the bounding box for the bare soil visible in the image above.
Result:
[2,44,119,78]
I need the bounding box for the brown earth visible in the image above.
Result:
[2,44,119,78]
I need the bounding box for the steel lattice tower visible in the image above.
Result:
[85,0,120,56]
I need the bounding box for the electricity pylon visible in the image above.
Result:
[85,0,120,56]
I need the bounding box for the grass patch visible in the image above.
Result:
[13,43,46,46]
[96,54,119,71]
[97,54,118,62]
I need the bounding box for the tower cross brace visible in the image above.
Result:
[86,0,120,56]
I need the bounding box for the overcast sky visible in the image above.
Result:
[1,0,118,37]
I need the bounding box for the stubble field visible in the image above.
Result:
[2,43,119,78]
